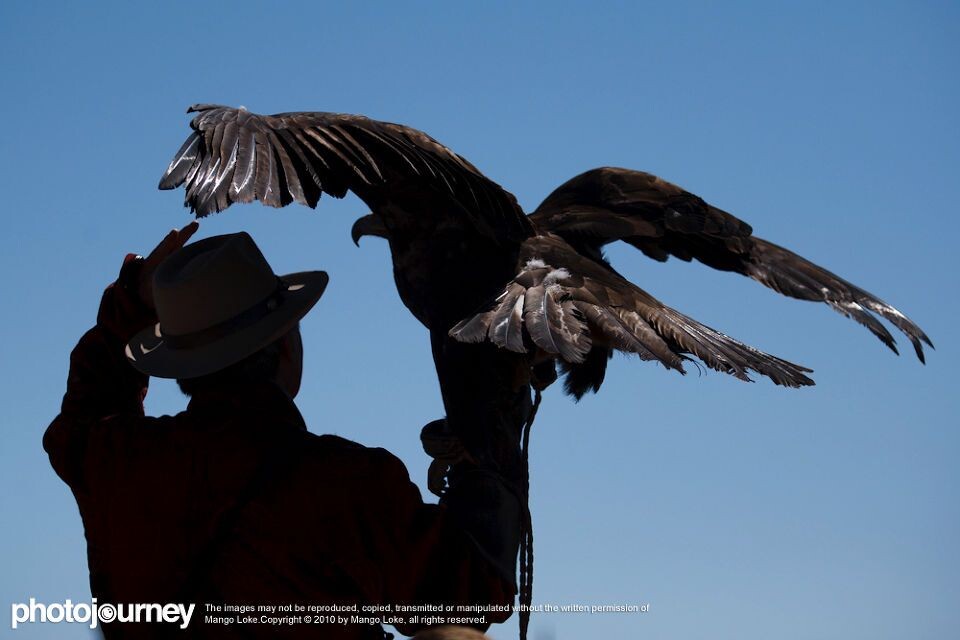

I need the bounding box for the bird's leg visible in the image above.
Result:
[529,352,558,391]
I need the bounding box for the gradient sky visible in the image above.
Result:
[1,2,957,639]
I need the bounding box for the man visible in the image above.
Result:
[45,225,522,639]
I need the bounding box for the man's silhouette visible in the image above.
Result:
[45,225,521,639]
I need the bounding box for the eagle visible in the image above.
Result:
[159,105,930,404]
[158,105,931,638]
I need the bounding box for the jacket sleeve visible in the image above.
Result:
[362,447,515,635]
[43,255,157,487]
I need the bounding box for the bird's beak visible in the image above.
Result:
[351,213,389,246]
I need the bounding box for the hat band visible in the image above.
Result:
[162,279,287,351]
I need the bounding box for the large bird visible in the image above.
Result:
[159,105,931,639]
[159,105,930,402]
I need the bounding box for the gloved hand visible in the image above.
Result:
[420,418,472,498]
[421,417,524,588]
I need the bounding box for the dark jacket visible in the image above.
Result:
[44,271,512,639]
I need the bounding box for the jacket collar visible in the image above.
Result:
[186,380,308,433]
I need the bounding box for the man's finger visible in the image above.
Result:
[150,229,179,261]
[176,221,200,247]
[149,222,199,263]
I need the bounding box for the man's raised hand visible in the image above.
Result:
[137,222,199,310]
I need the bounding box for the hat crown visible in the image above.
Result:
[153,232,278,337]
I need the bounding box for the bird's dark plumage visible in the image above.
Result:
[528,167,933,363]
[159,104,531,244]
[160,106,931,399]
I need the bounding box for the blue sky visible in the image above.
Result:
[1,2,957,638]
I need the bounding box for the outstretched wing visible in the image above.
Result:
[529,167,932,362]
[450,234,815,396]
[159,104,532,242]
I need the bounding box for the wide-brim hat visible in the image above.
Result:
[125,232,328,379]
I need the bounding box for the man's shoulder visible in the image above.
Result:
[305,433,365,450]
[294,433,410,481]
[298,432,399,463]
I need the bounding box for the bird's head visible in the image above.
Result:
[351,212,390,246]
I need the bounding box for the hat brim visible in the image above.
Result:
[125,270,328,379]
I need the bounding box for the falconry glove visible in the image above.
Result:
[421,418,525,588]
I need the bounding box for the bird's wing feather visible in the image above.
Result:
[450,234,815,393]
[159,104,532,242]
[530,166,931,361]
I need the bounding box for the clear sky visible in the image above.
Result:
[1,2,957,639]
